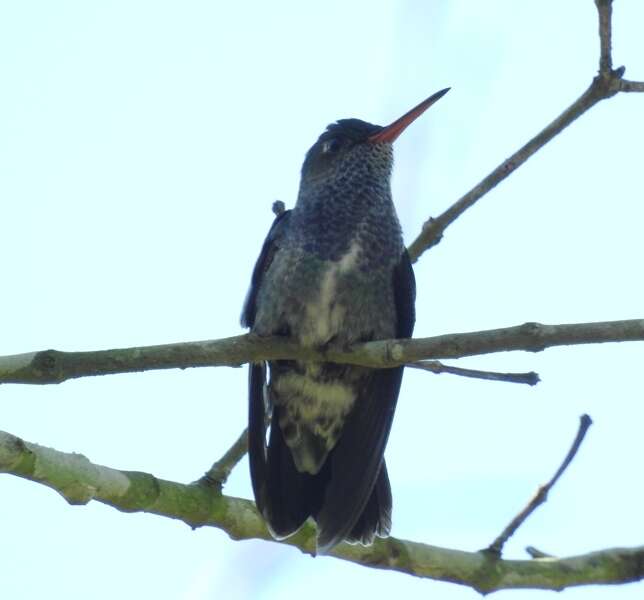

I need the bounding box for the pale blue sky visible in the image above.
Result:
[1,2,643,599]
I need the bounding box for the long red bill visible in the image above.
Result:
[368,87,450,144]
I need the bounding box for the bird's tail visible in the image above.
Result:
[249,363,393,552]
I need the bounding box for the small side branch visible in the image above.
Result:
[486,414,593,556]
[619,79,644,92]
[201,428,248,487]
[407,361,539,386]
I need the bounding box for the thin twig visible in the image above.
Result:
[407,76,615,262]
[200,428,248,487]
[407,361,539,386]
[486,414,593,557]
[619,79,644,92]
[596,0,613,74]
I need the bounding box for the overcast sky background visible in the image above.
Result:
[1,1,644,598]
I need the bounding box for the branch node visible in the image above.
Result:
[33,349,62,382]
[520,322,547,352]
[201,428,249,487]
[526,546,556,559]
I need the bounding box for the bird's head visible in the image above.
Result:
[300,88,450,185]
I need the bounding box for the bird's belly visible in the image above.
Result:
[271,361,366,474]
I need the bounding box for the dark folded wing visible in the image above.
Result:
[346,461,392,545]
[315,249,416,552]
[244,210,292,524]
[393,248,416,339]
[241,210,292,328]
[263,405,327,537]
[248,362,268,513]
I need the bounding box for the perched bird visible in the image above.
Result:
[242,88,449,552]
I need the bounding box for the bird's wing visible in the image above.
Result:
[392,248,416,339]
[315,249,416,552]
[243,210,293,525]
[241,209,292,328]
[249,362,315,538]
[248,362,269,514]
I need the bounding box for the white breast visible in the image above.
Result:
[301,240,362,346]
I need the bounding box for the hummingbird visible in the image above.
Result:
[241,88,449,553]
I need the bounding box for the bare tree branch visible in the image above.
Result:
[406,76,614,261]
[596,0,613,73]
[1,428,642,594]
[1,319,642,385]
[407,361,539,386]
[406,0,644,262]
[486,415,593,556]
[619,79,644,92]
[201,428,248,486]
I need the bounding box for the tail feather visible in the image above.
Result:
[314,366,404,553]
[263,406,326,538]
[346,462,392,545]
[249,362,400,551]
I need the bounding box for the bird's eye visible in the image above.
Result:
[321,138,341,154]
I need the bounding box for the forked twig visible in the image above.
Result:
[407,0,644,262]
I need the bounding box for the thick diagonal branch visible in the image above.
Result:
[1,429,642,594]
[1,319,643,385]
